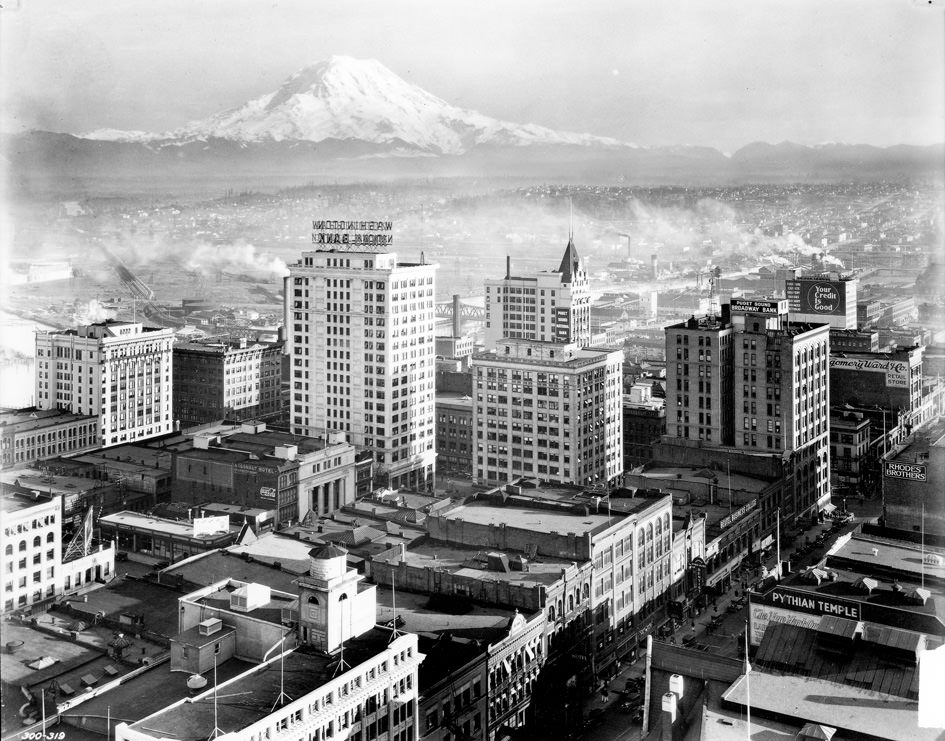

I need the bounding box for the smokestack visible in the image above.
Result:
[282,275,292,357]
[452,294,462,337]
[506,256,511,280]
[651,254,658,280]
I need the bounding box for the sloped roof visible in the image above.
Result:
[557,236,581,283]
[308,543,348,560]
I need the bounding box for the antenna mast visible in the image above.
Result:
[271,633,292,710]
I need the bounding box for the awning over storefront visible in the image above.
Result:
[822,503,838,514]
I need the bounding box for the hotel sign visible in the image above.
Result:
[884,462,927,481]
[312,219,393,248]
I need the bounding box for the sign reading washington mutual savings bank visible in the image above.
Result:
[312,220,394,247]
[758,587,862,620]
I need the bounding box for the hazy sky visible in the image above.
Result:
[2,0,943,152]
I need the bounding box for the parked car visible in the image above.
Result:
[584,708,606,729]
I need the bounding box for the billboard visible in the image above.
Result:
[786,279,847,317]
[884,462,928,481]
[193,515,231,537]
[830,357,911,389]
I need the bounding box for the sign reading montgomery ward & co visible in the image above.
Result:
[762,587,862,620]
[312,220,393,247]
[829,356,911,389]
[884,462,928,481]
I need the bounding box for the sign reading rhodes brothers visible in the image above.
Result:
[884,462,928,481]
[312,220,393,249]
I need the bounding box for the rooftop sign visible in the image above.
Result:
[720,499,757,530]
[730,299,784,315]
[312,219,393,250]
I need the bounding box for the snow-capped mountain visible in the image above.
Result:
[84,56,633,155]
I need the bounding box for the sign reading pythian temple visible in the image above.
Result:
[749,586,862,645]
[312,219,394,248]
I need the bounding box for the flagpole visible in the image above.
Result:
[744,622,750,739]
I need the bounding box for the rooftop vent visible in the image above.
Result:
[198,618,222,636]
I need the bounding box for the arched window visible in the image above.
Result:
[33,536,41,548]
[549,604,556,621]
[19,540,27,552]
[308,595,319,604]
[567,594,574,612]
[47,532,55,543]
[647,523,653,542]
[582,583,590,601]
[4,544,11,556]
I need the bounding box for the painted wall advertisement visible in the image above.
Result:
[883,462,928,481]
[830,356,911,389]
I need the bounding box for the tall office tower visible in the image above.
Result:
[471,339,624,487]
[288,249,438,491]
[664,299,831,522]
[173,337,284,427]
[483,237,592,350]
[35,321,175,447]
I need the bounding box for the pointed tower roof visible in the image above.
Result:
[308,543,348,560]
[557,236,581,283]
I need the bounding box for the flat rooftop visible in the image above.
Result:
[64,575,186,638]
[436,392,473,408]
[0,407,97,432]
[442,501,613,535]
[384,538,581,588]
[60,656,255,730]
[0,489,55,514]
[99,511,239,541]
[827,532,945,585]
[0,467,105,494]
[723,670,938,741]
[633,465,769,495]
[375,585,520,643]
[195,581,298,624]
[129,630,402,739]
[165,549,302,593]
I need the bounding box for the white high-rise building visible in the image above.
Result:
[288,249,438,491]
[35,321,174,447]
[483,237,592,350]
[471,339,624,488]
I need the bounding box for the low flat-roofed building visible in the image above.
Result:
[624,465,771,594]
[722,620,942,741]
[0,407,100,469]
[375,586,544,740]
[0,467,122,526]
[117,630,422,741]
[99,510,240,563]
[196,502,276,533]
[371,538,592,640]
[174,421,357,526]
[748,532,945,648]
